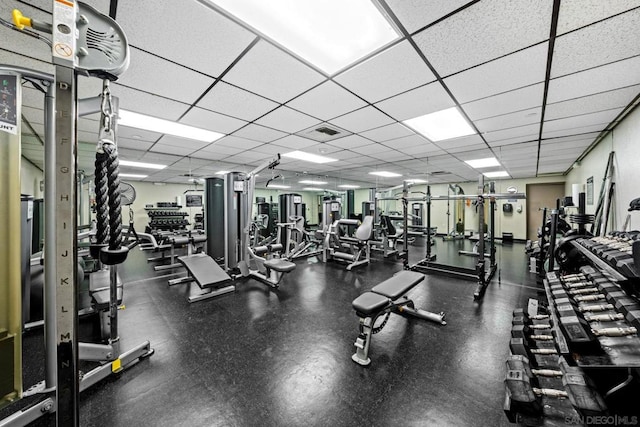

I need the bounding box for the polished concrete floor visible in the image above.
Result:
[7,237,542,426]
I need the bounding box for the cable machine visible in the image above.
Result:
[403,176,526,300]
[1,3,153,425]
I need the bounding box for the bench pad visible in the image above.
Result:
[264,258,296,273]
[178,253,232,288]
[371,270,424,300]
[352,292,389,316]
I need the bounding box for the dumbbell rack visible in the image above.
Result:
[504,234,640,424]
[145,205,189,232]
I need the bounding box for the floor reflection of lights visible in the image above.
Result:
[271,335,343,417]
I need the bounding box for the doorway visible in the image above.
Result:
[526,183,565,241]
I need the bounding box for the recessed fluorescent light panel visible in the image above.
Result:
[338,184,360,189]
[119,173,148,179]
[303,187,325,191]
[267,184,291,189]
[483,171,510,178]
[406,178,427,183]
[282,151,337,164]
[118,110,224,142]
[209,0,399,74]
[404,107,475,142]
[299,180,328,185]
[119,160,166,170]
[215,171,230,175]
[369,171,402,178]
[465,157,501,169]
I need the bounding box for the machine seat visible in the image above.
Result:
[178,253,232,289]
[264,258,296,273]
[352,292,389,316]
[371,270,424,300]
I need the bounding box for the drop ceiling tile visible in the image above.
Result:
[117,148,148,160]
[329,107,394,133]
[455,149,496,161]
[368,151,414,161]
[116,48,215,104]
[117,138,154,151]
[327,135,371,150]
[150,143,197,156]
[196,142,245,155]
[382,134,428,150]
[117,126,163,143]
[303,144,343,155]
[445,143,488,154]
[360,123,415,142]
[556,0,640,35]
[541,133,600,145]
[225,151,274,164]
[552,10,640,78]
[414,0,552,76]
[197,82,278,122]
[0,3,55,64]
[350,144,393,155]
[222,40,325,103]
[542,109,620,136]
[444,43,548,103]
[192,150,232,161]
[400,145,446,156]
[214,136,263,150]
[545,85,640,120]
[232,124,287,143]
[255,107,321,134]
[386,0,471,34]
[542,124,609,140]
[270,135,318,150]
[547,56,640,103]
[141,152,183,164]
[110,84,190,121]
[21,87,46,110]
[154,135,210,151]
[483,123,540,143]
[461,84,545,121]
[286,81,367,121]
[117,0,255,77]
[252,144,284,156]
[180,107,247,135]
[375,81,455,121]
[434,134,485,149]
[334,41,436,103]
[489,135,539,147]
[475,107,542,133]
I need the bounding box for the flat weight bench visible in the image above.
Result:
[168,253,236,303]
[351,270,446,366]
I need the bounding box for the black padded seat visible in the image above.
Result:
[352,292,389,316]
[90,270,123,310]
[191,235,207,244]
[264,258,296,273]
[371,270,424,300]
[178,253,232,288]
[171,236,190,246]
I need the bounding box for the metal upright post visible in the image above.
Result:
[52,0,80,422]
[43,79,57,391]
[426,185,433,261]
[548,209,558,273]
[475,175,486,299]
[490,197,496,267]
[402,181,409,267]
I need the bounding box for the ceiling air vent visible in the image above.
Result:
[295,122,352,142]
[429,171,449,176]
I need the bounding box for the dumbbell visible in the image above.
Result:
[504,355,607,419]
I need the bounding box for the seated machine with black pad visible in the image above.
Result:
[168,253,235,303]
[351,270,446,366]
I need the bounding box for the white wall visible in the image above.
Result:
[566,106,640,232]
[20,157,43,198]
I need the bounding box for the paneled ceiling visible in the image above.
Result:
[3,0,640,189]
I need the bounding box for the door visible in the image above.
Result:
[526,183,565,241]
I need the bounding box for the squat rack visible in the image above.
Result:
[398,175,525,300]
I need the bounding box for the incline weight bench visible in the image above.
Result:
[168,253,236,303]
[351,270,446,366]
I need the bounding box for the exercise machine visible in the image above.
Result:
[1,4,153,425]
[230,157,297,289]
[408,176,526,300]
[323,216,374,270]
[351,270,446,365]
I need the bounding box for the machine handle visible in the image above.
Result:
[12,9,53,33]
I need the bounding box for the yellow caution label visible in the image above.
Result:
[112,358,122,372]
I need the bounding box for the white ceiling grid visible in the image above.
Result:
[4,0,640,188]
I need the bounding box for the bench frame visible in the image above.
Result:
[352,272,446,366]
[168,253,235,303]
